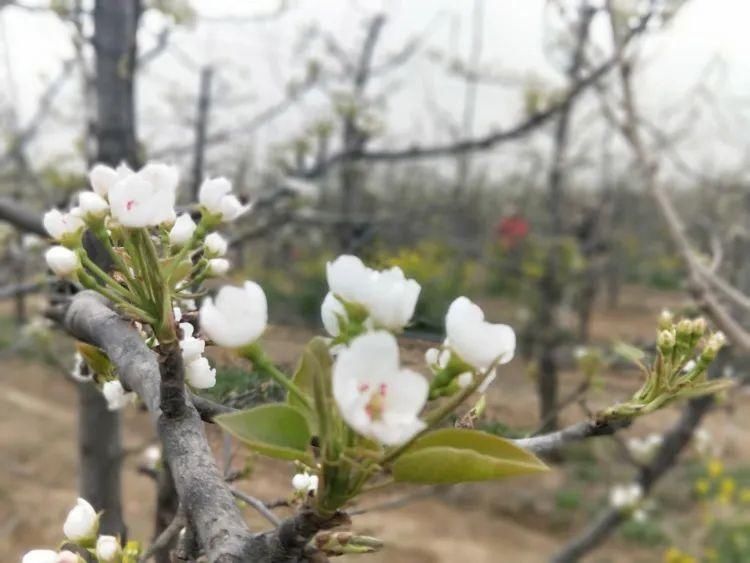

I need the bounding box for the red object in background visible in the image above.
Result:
[496,215,530,249]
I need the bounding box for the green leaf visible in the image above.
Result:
[613,341,646,363]
[289,337,334,433]
[215,404,313,463]
[290,337,331,405]
[392,428,548,484]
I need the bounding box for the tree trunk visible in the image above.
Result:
[76,0,142,538]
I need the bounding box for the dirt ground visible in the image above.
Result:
[3,286,749,562]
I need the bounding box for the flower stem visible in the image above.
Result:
[79,251,137,303]
[243,345,312,409]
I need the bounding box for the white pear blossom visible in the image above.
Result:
[325,255,420,332]
[101,380,136,411]
[609,483,642,509]
[95,535,121,562]
[326,255,371,304]
[142,445,161,470]
[199,177,250,222]
[445,297,516,371]
[627,433,663,464]
[22,550,58,563]
[88,163,132,197]
[56,552,79,563]
[332,331,428,446]
[63,497,98,542]
[456,372,474,389]
[21,233,43,250]
[205,232,228,256]
[292,472,319,494]
[77,191,109,219]
[108,162,179,227]
[179,322,205,363]
[43,209,84,241]
[28,552,71,563]
[364,267,421,330]
[207,258,230,276]
[169,213,196,245]
[45,246,80,277]
[424,346,450,370]
[199,281,268,348]
[321,292,347,337]
[185,357,216,389]
[681,359,697,373]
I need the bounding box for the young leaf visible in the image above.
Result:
[612,341,646,363]
[392,428,548,484]
[215,404,313,463]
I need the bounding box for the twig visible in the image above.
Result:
[231,488,282,527]
[139,505,186,562]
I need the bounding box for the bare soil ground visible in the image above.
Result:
[2,286,749,562]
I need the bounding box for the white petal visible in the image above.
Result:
[199,177,232,211]
[321,292,346,337]
[185,357,216,388]
[88,163,119,197]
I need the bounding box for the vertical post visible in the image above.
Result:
[75,0,142,539]
[191,66,214,201]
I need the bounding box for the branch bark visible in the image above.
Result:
[61,292,347,561]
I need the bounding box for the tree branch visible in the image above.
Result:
[60,292,350,561]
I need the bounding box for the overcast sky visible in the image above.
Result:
[1,0,749,183]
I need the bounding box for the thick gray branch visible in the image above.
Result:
[62,292,346,561]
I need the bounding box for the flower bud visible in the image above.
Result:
[63,497,98,543]
[45,246,80,277]
[702,331,727,360]
[78,191,110,219]
[207,258,230,276]
[88,163,120,197]
[657,329,675,352]
[22,550,59,563]
[456,372,474,389]
[185,357,216,389]
[658,309,673,330]
[291,472,318,493]
[96,535,122,562]
[43,209,85,243]
[169,213,196,245]
[205,232,228,257]
[676,319,693,338]
[199,282,268,348]
[691,317,707,336]
[102,380,135,411]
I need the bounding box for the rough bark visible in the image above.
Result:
[62,292,343,561]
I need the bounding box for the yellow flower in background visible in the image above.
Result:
[717,477,736,504]
[707,458,723,479]
[739,488,750,504]
[663,547,697,563]
[694,478,711,496]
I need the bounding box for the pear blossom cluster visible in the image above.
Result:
[41,161,257,395]
[322,255,517,447]
[24,498,129,562]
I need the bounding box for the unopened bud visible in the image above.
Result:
[703,332,727,359]
[657,329,675,352]
[658,309,674,330]
[691,317,707,336]
[676,319,693,338]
